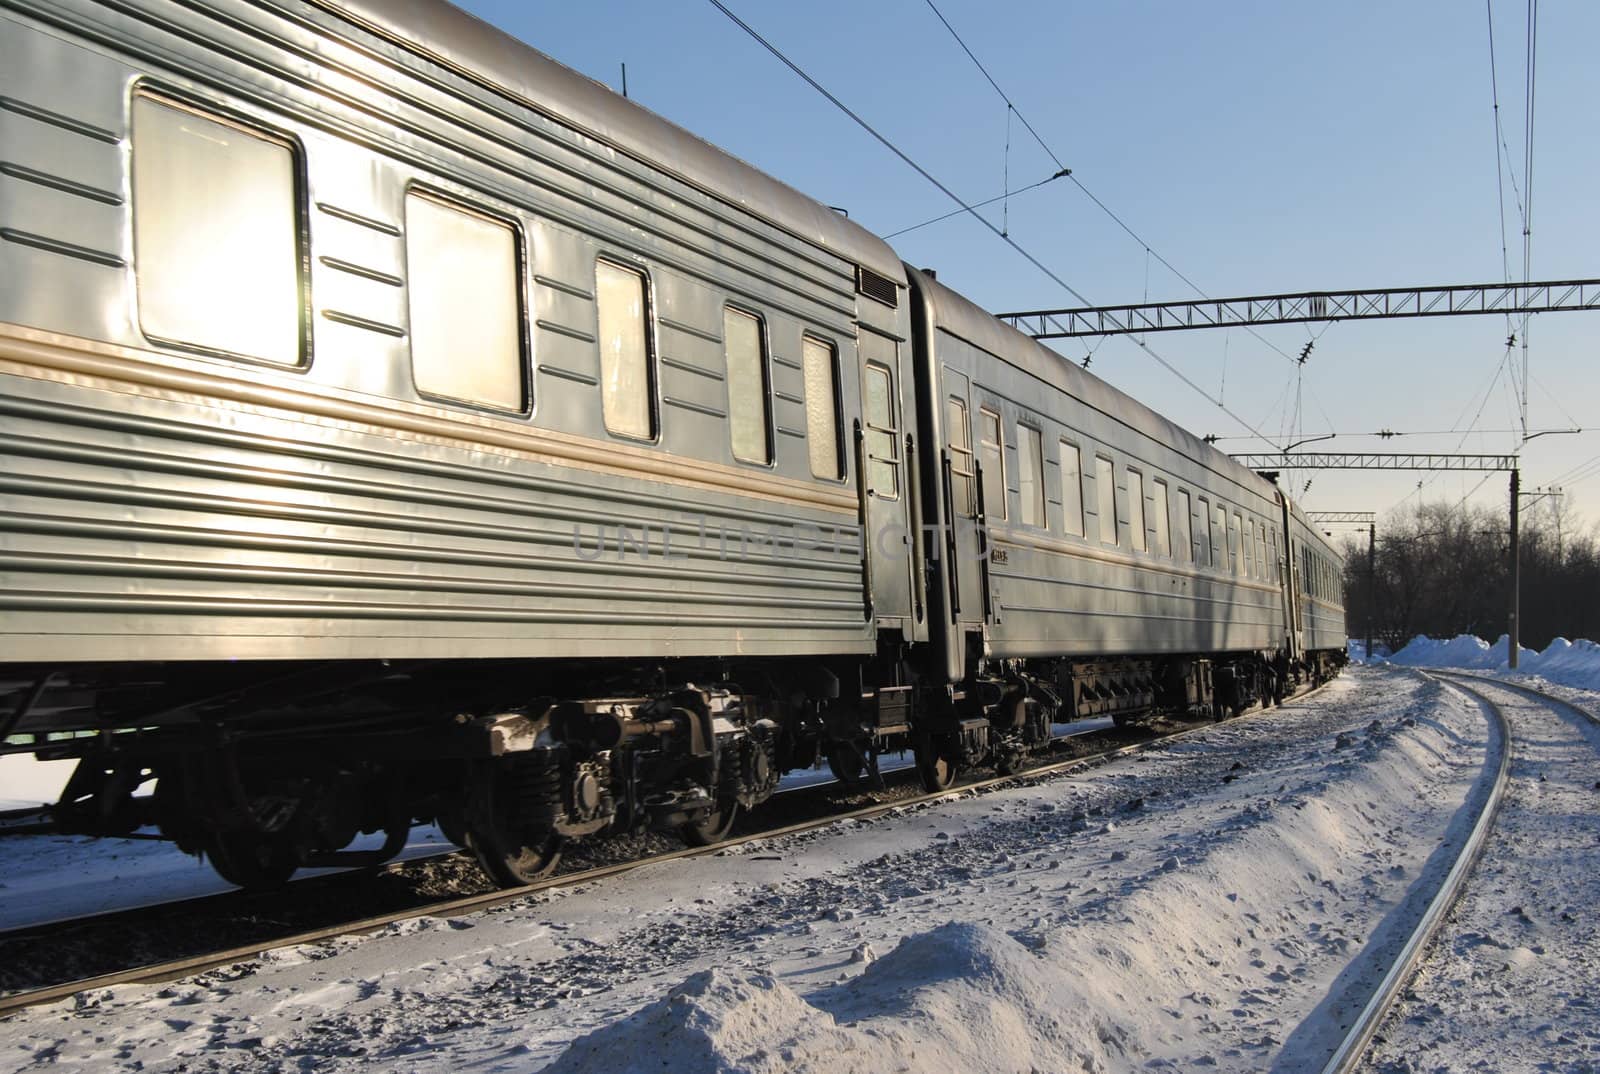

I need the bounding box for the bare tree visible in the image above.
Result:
[1343,500,1600,651]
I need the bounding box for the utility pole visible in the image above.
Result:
[1367,522,1376,663]
[1509,468,1520,670]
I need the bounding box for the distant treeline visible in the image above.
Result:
[1339,500,1600,652]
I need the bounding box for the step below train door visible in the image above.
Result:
[856,327,917,631]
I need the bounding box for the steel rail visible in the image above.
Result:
[1430,671,1600,728]
[1318,671,1513,1074]
[0,680,1335,1016]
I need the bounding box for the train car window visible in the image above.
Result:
[1126,469,1147,552]
[864,362,899,498]
[724,307,772,464]
[1242,518,1255,577]
[1176,489,1193,563]
[979,408,1006,520]
[132,94,302,366]
[947,398,975,516]
[1228,512,1242,574]
[1059,440,1084,537]
[1212,504,1228,569]
[801,336,842,479]
[1095,456,1118,547]
[1196,497,1211,566]
[1269,529,1280,582]
[1151,479,1171,557]
[1017,424,1045,527]
[595,259,654,439]
[1256,526,1269,583]
[406,190,525,412]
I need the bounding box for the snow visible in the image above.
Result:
[1380,633,1600,692]
[549,922,1130,1074]
[0,826,458,931]
[2,667,1527,1072]
[1362,676,1600,1072]
[0,755,72,812]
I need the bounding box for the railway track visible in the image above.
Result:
[1317,669,1517,1074]
[0,684,1330,1017]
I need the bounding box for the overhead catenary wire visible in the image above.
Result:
[1516,0,1538,438]
[882,170,1067,239]
[704,0,1283,450]
[1385,348,1521,516]
[1529,369,1583,432]
[1206,426,1588,444]
[1486,0,1513,289]
[1547,448,1600,487]
[1392,2,1542,518]
[919,0,1307,371]
[702,0,1082,307]
[911,0,1555,522]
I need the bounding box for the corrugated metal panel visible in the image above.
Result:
[0,371,872,661]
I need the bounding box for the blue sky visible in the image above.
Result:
[458,0,1599,535]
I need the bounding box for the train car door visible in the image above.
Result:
[940,369,986,627]
[1276,494,1303,660]
[858,328,916,628]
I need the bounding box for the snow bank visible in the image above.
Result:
[545,922,1126,1074]
[1345,639,1391,662]
[544,684,1484,1073]
[1388,634,1512,670]
[1387,633,1600,690]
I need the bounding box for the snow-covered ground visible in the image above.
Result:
[0,825,461,932]
[1,668,1512,1072]
[1362,675,1600,1073]
[1383,633,1600,693]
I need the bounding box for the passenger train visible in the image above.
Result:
[0,0,1346,887]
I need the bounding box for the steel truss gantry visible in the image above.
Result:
[1240,452,1526,667]
[1232,452,1517,472]
[997,278,1600,339]
[1306,511,1377,525]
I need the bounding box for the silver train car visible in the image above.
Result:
[0,0,1346,886]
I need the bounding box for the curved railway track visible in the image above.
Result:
[1314,670,1514,1073]
[0,686,1331,1017]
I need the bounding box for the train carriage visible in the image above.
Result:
[0,0,1346,888]
[903,273,1337,780]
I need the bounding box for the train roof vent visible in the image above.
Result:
[856,265,899,308]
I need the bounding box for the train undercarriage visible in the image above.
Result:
[6,645,1344,890]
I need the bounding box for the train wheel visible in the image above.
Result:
[463,763,564,887]
[915,734,960,793]
[680,798,739,846]
[465,821,563,887]
[205,830,300,890]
